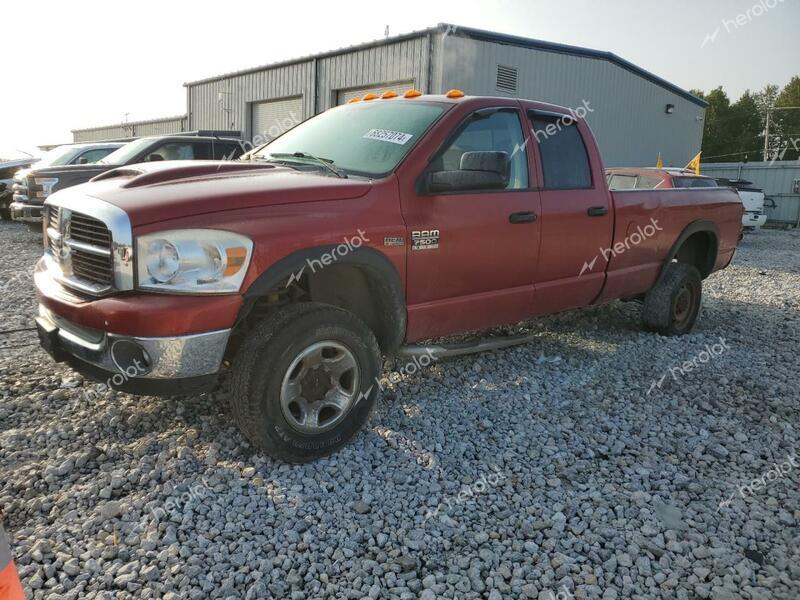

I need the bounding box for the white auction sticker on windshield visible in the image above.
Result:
[362,128,413,145]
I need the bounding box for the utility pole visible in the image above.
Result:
[763,106,800,161]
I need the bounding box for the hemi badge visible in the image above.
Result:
[384,236,405,247]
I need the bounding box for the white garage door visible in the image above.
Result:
[251,96,304,142]
[336,80,415,105]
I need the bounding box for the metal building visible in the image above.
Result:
[72,115,187,143]
[184,23,707,166]
[701,161,800,227]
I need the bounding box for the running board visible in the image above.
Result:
[395,331,539,360]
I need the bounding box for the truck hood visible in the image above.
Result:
[72,160,373,226]
[23,163,112,178]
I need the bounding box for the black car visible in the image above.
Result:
[10,135,244,222]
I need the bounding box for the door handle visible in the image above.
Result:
[587,206,608,217]
[509,211,537,224]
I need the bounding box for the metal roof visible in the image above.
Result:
[182,23,707,108]
[71,115,187,134]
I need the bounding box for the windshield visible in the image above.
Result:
[99,138,154,165]
[253,101,448,177]
[37,146,80,167]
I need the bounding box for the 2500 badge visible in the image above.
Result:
[411,229,440,251]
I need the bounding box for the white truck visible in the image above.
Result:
[716,178,768,231]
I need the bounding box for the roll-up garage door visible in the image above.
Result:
[251,96,304,141]
[336,80,415,105]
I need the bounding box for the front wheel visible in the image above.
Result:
[230,302,382,462]
[641,262,702,336]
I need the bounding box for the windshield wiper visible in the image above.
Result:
[267,152,347,179]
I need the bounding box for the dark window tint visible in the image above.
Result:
[531,115,592,189]
[431,109,528,189]
[672,176,718,188]
[73,148,115,164]
[213,142,244,160]
[146,142,195,161]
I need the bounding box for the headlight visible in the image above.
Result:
[34,177,59,198]
[136,229,253,294]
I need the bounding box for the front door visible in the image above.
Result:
[398,105,541,341]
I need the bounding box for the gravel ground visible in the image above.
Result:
[1,220,799,599]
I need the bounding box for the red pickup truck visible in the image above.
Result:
[35,92,743,461]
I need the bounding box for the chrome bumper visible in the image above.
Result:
[37,304,230,380]
[10,201,43,222]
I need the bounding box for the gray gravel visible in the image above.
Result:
[1,220,799,599]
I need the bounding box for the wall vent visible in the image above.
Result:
[495,65,518,93]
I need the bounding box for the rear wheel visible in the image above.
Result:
[642,262,702,336]
[230,302,382,462]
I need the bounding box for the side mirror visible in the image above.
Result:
[426,151,509,193]
[145,154,164,162]
[78,157,89,164]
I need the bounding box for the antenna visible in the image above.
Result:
[384,25,389,38]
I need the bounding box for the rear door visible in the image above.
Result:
[525,109,613,314]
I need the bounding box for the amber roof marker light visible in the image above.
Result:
[362,93,379,101]
[347,98,360,104]
[446,89,465,98]
[381,91,398,99]
[403,89,422,98]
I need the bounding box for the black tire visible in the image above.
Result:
[642,262,702,336]
[230,302,382,463]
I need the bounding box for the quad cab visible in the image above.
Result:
[35,92,743,461]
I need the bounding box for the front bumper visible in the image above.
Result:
[36,304,229,396]
[10,201,43,222]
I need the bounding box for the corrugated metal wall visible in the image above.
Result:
[187,37,431,142]
[187,62,313,142]
[316,36,430,111]
[438,36,705,168]
[701,161,800,225]
[72,116,186,142]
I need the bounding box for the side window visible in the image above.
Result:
[210,142,243,160]
[608,174,636,190]
[636,175,662,189]
[530,115,592,189]
[148,143,195,161]
[73,148,115,164]
[431,109,529,190]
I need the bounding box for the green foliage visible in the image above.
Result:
[697,78,800,162]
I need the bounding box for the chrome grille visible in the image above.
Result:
[46,205,114,295]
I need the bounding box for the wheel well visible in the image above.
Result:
[673,231,717,278]
[230,262,405,358]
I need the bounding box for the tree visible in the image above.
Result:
[697,87,735,161]
[728,91,762,162]
[774,77,800,160]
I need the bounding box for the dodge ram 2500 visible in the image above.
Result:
[34,92,743,462]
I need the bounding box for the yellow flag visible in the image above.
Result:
[656,153,663,168]
[685,152,701,175]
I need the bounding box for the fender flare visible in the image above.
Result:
[660,220,720,280]
[242,245,407,351]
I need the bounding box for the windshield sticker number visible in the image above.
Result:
[363,129,413,145]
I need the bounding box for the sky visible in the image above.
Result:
[1,0,798,159]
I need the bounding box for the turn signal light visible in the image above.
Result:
[347,98,360,103]
[446,89,465,98]
[381,91,398,99]
[403,89,422,98]
[362,93,379,101]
